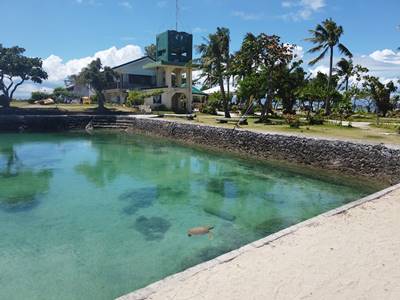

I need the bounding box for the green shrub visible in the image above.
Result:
[31,91,50,101]
[90,94,98,103]
[200,98,219,115]
[126,90,145,106]
[231,105,239,113]
[308,114,324,125]
[284,114,301,128]
[126,90,163,107]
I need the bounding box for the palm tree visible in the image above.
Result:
[336,58,353,92]
[197,27,231,118]
[306,18,352,114]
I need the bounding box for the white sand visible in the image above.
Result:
[133,188,400,300]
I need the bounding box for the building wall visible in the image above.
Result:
[112,57,157,90]
[143,88,192,112]
[72,85,95,98]
[114,58,156,77]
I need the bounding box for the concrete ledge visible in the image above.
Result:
[116,183,400,300]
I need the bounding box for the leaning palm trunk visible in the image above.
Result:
[227,76,230,109]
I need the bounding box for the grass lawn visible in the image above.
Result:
[164,113,400,146]
[8,101,139,113]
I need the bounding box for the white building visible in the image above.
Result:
[104,30,196,113]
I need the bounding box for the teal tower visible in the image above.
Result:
[156,30,193,65]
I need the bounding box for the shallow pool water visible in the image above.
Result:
[0,132,376,300]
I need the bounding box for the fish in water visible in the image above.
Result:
[188,226,214,239]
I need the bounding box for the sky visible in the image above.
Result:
[1,0,399,98]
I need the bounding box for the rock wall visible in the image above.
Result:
[1,115,399,184]
[127,118,400,185]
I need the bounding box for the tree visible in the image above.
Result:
[145,44,157,60]
[52,87,76,103]
[31,91,50,101]
[363,76,398,117]
[0,44,48,108]
[231,33,259,80]
[75,58,116,110]
[306,18,352,114]
[197,27,231,118]
[299,72,338,112]
[335,58,353,92]
[275,61,306,114]
[234,33,294,122]
[335,58,369,92]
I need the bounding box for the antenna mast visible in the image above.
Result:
[176,0,179,31]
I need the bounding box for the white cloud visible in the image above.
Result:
[14,44,143,99]
[309,65,330,77]
[281,0,325,21]
[118,1,132,9]
[42,45,142,82]
[369,49,400,65]
[232,11,263,21]
[286,45,304,60]
[307,50,400,83]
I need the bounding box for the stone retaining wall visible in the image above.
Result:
[1,115,399,184]
[0,115,93,131]
[127,118,400,185]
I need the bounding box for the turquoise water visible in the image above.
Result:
[0,132,376,300]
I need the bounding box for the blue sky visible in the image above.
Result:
[1,0,399,97]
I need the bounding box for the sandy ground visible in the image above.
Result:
[130,188,400,300]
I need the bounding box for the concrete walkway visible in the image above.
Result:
[118,185,400,300]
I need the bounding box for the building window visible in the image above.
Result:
[153,94,162,104]
[128,74,153,86]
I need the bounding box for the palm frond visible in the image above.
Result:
[307,44,327,54]
[338,43,353,58]
[309,47,329,66]
[315,24,329,37]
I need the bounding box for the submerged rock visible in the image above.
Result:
[133,216,171,241]
[119,187,157,215]
[180,244,234,270]
[203,207,236,222]
[0,195,40,213]
[254,217,293,236]
[206,178,238,199]
[0,170,52,213]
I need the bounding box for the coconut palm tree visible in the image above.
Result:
[197,27,231,118]
[336,58,353,92]
[306,18,352,114]
[336,58,369,93]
